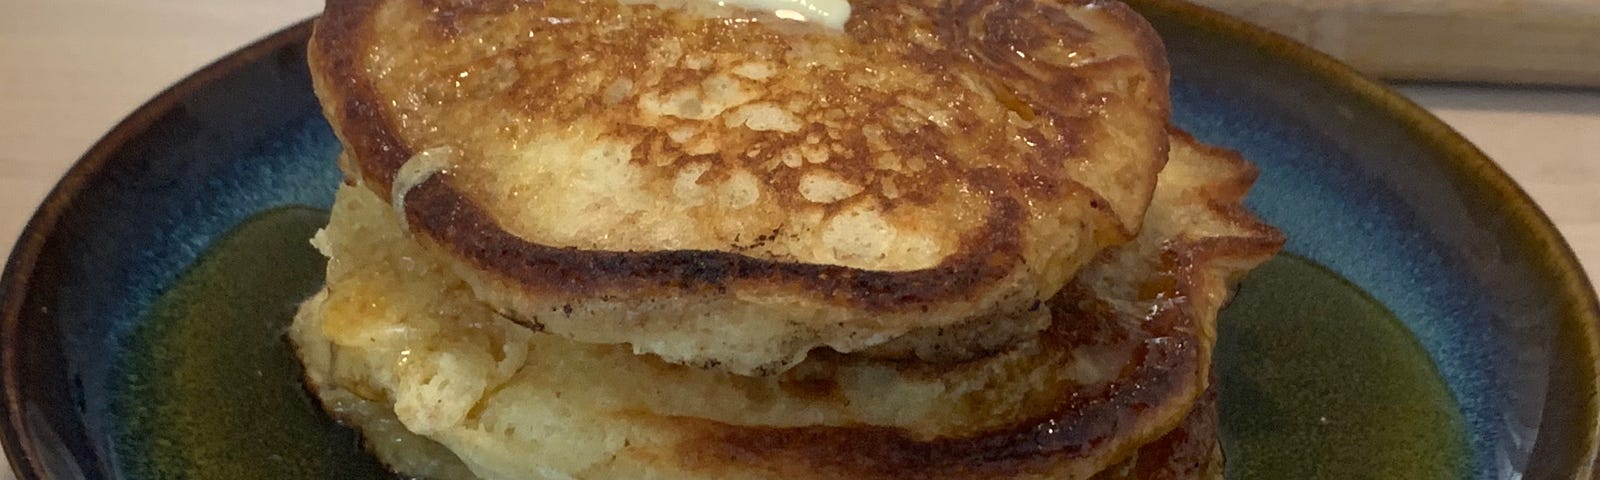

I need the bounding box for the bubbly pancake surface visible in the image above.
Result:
[310,0,1172,374]
[290,134,1279,479]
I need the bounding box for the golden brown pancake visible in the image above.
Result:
[296,379,1220,480]
[308,0,1173,374]
[1090,384,1222,480]
[290,133,1278,479]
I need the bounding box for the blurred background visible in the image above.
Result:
[0,0,1596,478]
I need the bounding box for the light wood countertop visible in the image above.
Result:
[0,2,1597,478]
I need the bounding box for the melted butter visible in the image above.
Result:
[717,0,851,29]
[630,0,851,29]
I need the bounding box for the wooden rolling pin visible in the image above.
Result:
[1191,0,1600,87]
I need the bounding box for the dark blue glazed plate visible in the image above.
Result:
[2,2,1596,479]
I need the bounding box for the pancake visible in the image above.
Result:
[308,0,1173,374]
[294,374,1219,480]
[289,132,1279,479]
[1090,384,1222,480]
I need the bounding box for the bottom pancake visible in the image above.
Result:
[1090,383,1222,480]
[289,132,1279,479]
[297,369,1221,480]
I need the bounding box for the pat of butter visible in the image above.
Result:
[716,0,851,30]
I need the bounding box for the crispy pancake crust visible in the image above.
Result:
[309,0,1172,374]
[290,133,1278,479]
[664,133,1278,478]
[298,376,1219,480]
[1090,384,1222,480]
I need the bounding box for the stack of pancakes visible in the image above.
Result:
[290,0,1284,478]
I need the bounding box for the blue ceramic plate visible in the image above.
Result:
[3,1,1597,478]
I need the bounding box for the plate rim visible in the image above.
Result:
[1,2,1596,478]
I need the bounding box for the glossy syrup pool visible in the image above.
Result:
[108,210,1469,478]
[1216,255,1469,479]
[109,208,391,479]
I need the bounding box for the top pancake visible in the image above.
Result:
[309,0,1171,374]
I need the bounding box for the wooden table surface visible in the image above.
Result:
[1,1,1599,478]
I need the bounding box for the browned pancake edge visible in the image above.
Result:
[306,0,1170,313]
